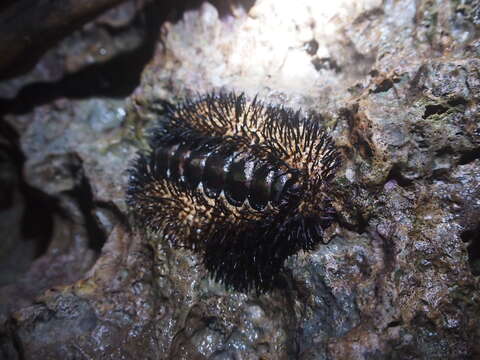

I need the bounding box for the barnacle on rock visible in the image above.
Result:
[127,92,341,292]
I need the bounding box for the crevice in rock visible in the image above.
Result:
[458,147,480,165]
[447,97,467,107]
[422,103,449,119]
[387,320,402,328]
[0,119,55,261]
[64,164,107,253]
[0,0,259,116]
[0,0,15,12]
[337,210,370,235]
[422,97,467,120]
[357,137,374,160]
[461,225,480,276]
[21,186,57,258]
[0,331,22,360]
[0,0,164,115]
[355,213,370,235]
[385,165,414,188]
[371,78,394,93]
[9,320,25,360]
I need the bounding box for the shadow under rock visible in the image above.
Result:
[0,0,257,116]
[0,0,164,115]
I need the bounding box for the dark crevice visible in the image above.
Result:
[377,224,396,272]
[458,147,480,165]
[435,146,453,157]
[422,97,467,120]
[387,320,402,328]
[461,225,480,276]
[21,187,57,258]
[385,165,414,188]
[371,78,394,93]
[357,137,373,159]
[337,215,369,235]
[0,1,256,106]
[11,321,26,360]
[355,213,370,235]
[0,0,16,12]
[0,118,55,259]
[447,97,468,107]
[0,144,15,210]
[2,319,25,360]
[0,0,164,115]
[422,103,449,119]
[337,203,370,235]
[64,162,107,253]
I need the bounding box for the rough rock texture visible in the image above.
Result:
[1,0,480,359]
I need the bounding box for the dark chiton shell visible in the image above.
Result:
[127,92,341,293]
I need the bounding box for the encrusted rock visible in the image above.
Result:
[0,0,479,359]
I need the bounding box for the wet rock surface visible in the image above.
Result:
[1,0,480,359]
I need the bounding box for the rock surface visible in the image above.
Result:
[1,0,479,359]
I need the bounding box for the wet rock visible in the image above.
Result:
[0,0,480,359]
[0,0,149,100]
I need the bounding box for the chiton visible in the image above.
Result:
[127,92,341,292]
